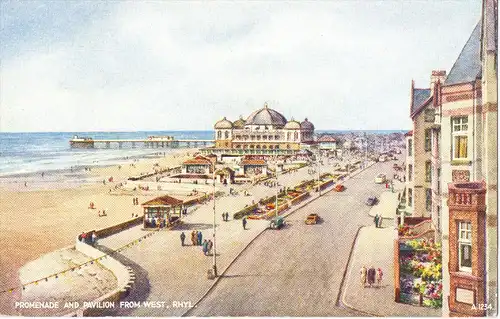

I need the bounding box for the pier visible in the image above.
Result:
[69,136,214,149]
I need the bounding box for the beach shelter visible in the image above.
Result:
[141,195,184,229]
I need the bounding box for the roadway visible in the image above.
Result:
[187,158,399,316]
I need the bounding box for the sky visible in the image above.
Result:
[0,0,482,132]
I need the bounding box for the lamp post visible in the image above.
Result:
[211,169,217,277]
[275,150,279,217]
[317,148,322,196]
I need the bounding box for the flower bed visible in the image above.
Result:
[399,238,442,308]
[233,203,258,219]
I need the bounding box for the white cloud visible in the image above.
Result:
[0,0,482,132]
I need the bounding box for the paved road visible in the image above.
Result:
[188,159,400,316]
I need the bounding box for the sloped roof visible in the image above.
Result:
[444,20,482,85]
[183,158,212,165]
[411,88,431,114]
[142,195,183,206]
[405,130,413,137]
[317,135,337,142]
[241,159,267,166]
[246,104,287,126]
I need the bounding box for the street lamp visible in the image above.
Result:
[317,148,322,196]
[211,169,217,277]
[275,149,279,218]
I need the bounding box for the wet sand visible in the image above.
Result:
[0,148,196,314]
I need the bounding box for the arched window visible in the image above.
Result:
[224,131,229,139]
[217,131,222,139]
[262,145,267,149]
[256,145,261,149]
[294,132,298,140]
[287,132,291,140]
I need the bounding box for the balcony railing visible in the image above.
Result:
[447,182,486,209]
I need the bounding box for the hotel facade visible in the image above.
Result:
[402,1,497,315]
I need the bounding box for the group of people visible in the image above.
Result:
[202,239,214,256]
[132,197,140,205]
[373,214,383,228]
[264,181,278,188]
[79,231,98,246]
[360,265,383,288]
[188,230,203,246]
[221,212,230,221]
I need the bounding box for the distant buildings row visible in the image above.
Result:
[402,1,497,316]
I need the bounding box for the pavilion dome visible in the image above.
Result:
[284,119,301,130]
[245,103,287,126]
[233,117,246,129]
[300,118,315,130]
[214,117,233,129]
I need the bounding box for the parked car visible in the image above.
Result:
[365,196,378,206]
[334,184,345,192]
[305,213,321,225]
[270,216,285,230]
[374,173,386,184]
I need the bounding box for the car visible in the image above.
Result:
[374,173,386,184]
[270,216,285,229]
[334,184,345,192]
[366,196,378,206]
[305,213,321,225]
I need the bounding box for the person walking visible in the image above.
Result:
[360,265,367,288]
[374,214,379,228]
[242,217,247,230]
[191,231,197,246]
[225,212,229,222]
[376,268,384,287]
[222,212,226,222]
[202,240,208,256]
[207,239,213,255]
[367,266,376,287]
[180,232,186,246]
[378,215,383,228]
[91,232,98,246]
[197,231,203,246]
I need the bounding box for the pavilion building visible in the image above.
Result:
[201,103,315,157]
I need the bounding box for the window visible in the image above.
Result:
[426,188,432,212]
[437,206,441,232]
[425,161,432,182]
[437,168,441,194]
[408,188,413,207]
[217,131,222,139]
[224,131,229,139]
[408,164,413,182]
[425,129,431,151]
[452,117,468,160]
[458,221,472,271]
[408,139,413,156]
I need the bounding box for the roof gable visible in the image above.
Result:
[444,20,482,85]
[411,88,431,114]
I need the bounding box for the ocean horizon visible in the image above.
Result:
[0,130,406,177]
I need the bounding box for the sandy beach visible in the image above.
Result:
[0,148,195,313]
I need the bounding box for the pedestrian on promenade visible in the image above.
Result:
[91,232,98,246]
[367,266,376,287]
[374,214,379,228]
[242,217,247,230]
[207,240,213,255]
[202,240,208,256]
[191,231,197,246]
[378,215,383,228]
[222,212,226,222]
[197,231,203,246]
[180,232,186,246]
[225,212,229,222]
[376,268,384,287]
[360,265,367,288]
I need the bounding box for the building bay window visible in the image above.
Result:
[425,129,431,151]
[425,188,432,212]
[408,188,413,207]
[425,161,432,182]
[458,221,472,272]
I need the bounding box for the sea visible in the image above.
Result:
[0,130,405,177]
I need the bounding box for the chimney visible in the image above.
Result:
[430,70,446,95]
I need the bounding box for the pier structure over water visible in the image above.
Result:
[69,135,214,149]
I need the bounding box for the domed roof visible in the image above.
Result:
[245,103,287,126]
[233,117,246,129]
[284,119,301,130]
[300,118,315,130]
[214,117,233,129]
